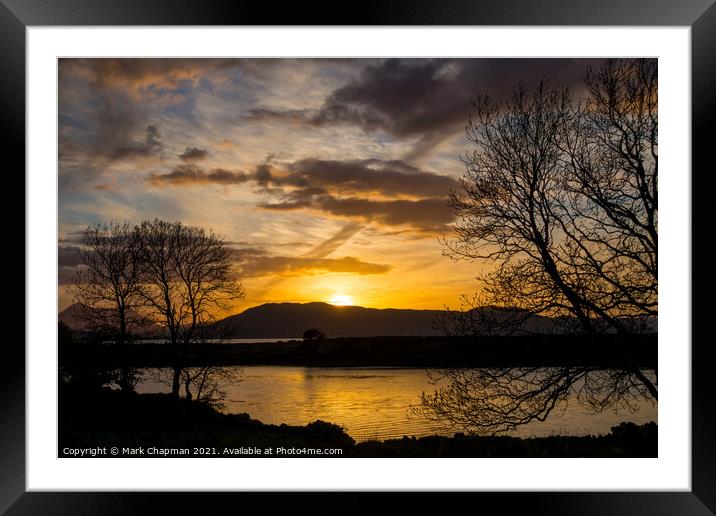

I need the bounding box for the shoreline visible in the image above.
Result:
[59,386,658,458]
[60,334,657,369]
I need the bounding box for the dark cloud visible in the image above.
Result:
[337,59,598,136]
[59,58,236,185]
[149,158,456,197]
[247,58,605,158]
[253,164,274,186]
[58,246,84,267]
[261,195,453,232]
[148,164,249,186]
[59,60,167,178]
[58,246,85,285]
[179,147,209,161]
[111,125,163,160]
[238,255,391,278]
[148,157,457,231]
[257,200,312,210]
[279,159,459,198]
[259,159,457,231]
[244,108,312,125]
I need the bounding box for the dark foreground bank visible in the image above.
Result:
[60,334,657,369]
[59,386,657,458]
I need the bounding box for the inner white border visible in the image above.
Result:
[27,27,691,491]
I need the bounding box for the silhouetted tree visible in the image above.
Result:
[562,59,658,321]
[70,221,144,391]
[135,219,245,397]
[425,59,658,435]
[446,58,657,335]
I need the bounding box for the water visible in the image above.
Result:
[124,338,300,345]
[136,366,657,442]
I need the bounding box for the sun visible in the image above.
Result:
[328,294,354,306]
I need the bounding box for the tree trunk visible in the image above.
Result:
[171,338,181,397]
[184,378,192,400]
[117,308,133,392]
[172,365,181,397]
[632,368,658,400]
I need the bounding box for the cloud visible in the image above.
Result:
[215,139,238,150]
[258,159,457,231]
[58,246,84,267]
[149,158,457,197]
[238,255,391,278]
[58,246,85,285]
[179,147,209,161]
[230,221,388,280]
[277,159,459,199]
[260,195,454,232]
[246,58,605,159]
[303,222,362,258]
[110,125,163,160]
[59,60,167,171]
[236,222,368,299]
[58,58,237,187]
[244,108,312,125]
[148,157,457,231]
[59,58,237,93]
[147,164,249,186]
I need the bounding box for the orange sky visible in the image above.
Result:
[58,58,596,314]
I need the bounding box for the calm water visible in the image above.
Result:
[136,366,657,442]
[129,338,300,345]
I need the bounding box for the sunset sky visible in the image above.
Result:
[58,58,600,314]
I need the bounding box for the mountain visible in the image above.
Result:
[60,301,656,339]
[58,303,160,336]
[212,302,559,338]
[58,303,90,330]
[213,302,443,338]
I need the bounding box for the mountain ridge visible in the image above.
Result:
[60,301,655,338]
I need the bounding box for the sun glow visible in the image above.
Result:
[328,294,354,306]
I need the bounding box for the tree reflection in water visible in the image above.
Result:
[415,367,657,436]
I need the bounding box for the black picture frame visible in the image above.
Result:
[4,0,714,513]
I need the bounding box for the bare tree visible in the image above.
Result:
[447,58,657,335]
[70,221,144,391]
[560,59,658,323]
[135,219,245,397]
[448,80,600,332]
[426,59,658,435]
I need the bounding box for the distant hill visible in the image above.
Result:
[211,302,559,338]
[59,303,89,330]
[60,301,655,339]
[59,303,160,336]
[212,302,444,338]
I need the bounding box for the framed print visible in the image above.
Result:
[4,0,714,513]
